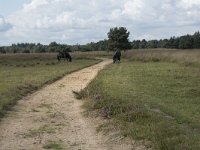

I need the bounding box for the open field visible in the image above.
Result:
[79,50,200,149]
[0,49,200,149]
[123,49,200,66]
[0,59,134,150]
[0,53,100,117]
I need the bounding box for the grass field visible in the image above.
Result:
[0,53,99,117]
[1,50,199,149]
[123,49,200,67]
[79,50,200,149]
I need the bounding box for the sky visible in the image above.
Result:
[0,0,200,46]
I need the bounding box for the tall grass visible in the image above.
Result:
[124,49,200,66]
[0,51,112,61]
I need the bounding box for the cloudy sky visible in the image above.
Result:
[0,0,200,45]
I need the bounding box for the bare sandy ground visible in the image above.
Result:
[0,59,145,150]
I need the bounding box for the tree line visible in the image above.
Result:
[0,28,200,54]
[132,32,200,49]
[0,40,109,53]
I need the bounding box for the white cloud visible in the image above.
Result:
[179,0,200,9]
[0,16,12,32]
[0,0,200,45]
[23,0,49,12]
[123,0,145,19]
[137,34,160,40]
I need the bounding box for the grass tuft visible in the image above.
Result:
[43,140,64,150]
[25,124,56,137]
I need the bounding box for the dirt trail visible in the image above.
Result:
[0,59,137,150]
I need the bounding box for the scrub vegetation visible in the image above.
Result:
[79,50,200,149]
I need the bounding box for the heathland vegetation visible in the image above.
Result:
[0,53,99,117]
[78,49,200,149]
[0,27,199,149]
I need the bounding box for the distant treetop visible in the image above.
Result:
[107,27,131,51]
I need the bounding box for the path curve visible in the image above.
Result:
[0,59,135,150]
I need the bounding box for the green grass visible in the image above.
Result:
[43,140,64,150]
[80,59,200,149]
[0,53,99,117]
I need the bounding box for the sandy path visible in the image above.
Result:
[0,59,136,150]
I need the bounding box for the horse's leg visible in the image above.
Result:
[113,56,115,63]
[57,56,60,62]
[67,56,71,62]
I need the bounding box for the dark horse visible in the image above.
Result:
[113,49,121,63]
[57,51,72,62]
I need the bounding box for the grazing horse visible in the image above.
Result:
[113,50,121,63]
[57,51,72,62]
